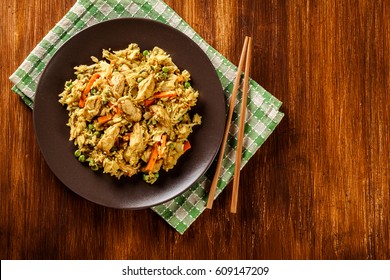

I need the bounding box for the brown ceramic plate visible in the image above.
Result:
[33,18,225,209]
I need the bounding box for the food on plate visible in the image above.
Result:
[58,43,201,184]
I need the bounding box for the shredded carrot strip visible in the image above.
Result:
[113,105,121,114]
[153,91,177,99]
[143,92,176,107]
[97,114,112,124]
[79,98,86,108]
[79,73,101,108]
[183,141,191,152]
[144,99,155,107]
[145,143,159,172]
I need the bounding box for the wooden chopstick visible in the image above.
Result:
[206,36,250,209]
[231,37,252,213]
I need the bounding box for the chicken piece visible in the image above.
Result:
[135,74,155,101]
[119,64,130,72]
[97,124,121,152]
[117,97,142,122]
[111,72,125,98]
[112,43,140,61]
[98,60,110,74]
[159,74,177,92]
[126,43,141,61]
[149,105,171,127]
[103,60,114,81]
[83,95,102,121]
[123,123,147,165]
[124,72,138,91]
[129,123,145,151]
[150,47,174,65]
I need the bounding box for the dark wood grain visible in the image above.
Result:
[1,0,389,260]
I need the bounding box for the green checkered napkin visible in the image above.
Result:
[10,0,283,234]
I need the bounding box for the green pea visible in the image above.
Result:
[143,50,149,56]
[162,66,169,73]
[184,81,191,89]
[91,165,99,171]
[93,131,101,137]
[90,88,96,94]
[88,123,95,131]
[88,160,99,171]
[78,155,86,162]
[74,149,82,158]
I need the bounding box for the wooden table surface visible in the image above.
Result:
[1,0,389,260]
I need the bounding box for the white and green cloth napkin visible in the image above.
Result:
[10,0,284,234]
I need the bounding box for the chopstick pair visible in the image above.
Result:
[206,36,253,213]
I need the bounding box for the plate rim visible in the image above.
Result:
[33,17,226,209]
